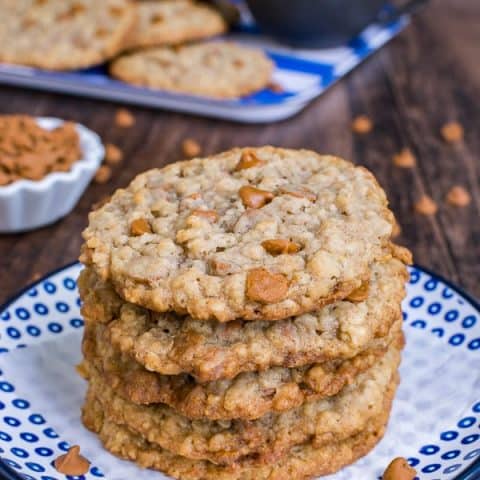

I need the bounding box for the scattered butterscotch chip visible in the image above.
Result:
[75,361,89,379]
[414,194,437,215]
[383,457,417,480]
[280,186,317,202]
[393,148,416,168]
[94,165,112,184]
[392,219,402,238]
[30,272,42,282]
[209,258,233,276]
[54,446,90,476]
[246,268,288,304]
[352,115,373,134]
[130,218,152,235]
[446,185,471,207]
[268,81,284,93]
[234,151,266,171]
[262,239,301,256]
[239,185,274,208]
[115,108,135,128]
[191,209,219,222]
[182,138,201,158]
[441,122,464,143]
[104,143,123,165]
[346,281,370,302]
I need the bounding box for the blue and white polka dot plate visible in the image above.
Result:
[0,263,478,480]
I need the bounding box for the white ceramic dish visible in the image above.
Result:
[0,117,104,233]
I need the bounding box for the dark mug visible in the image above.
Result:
[245,0,428,48]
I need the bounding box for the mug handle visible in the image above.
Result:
[378,0,430,23]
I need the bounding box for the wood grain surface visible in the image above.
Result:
[0,0,478,304]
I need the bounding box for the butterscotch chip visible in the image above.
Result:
[383,457,417,480]
[246,268,288,304]
[234,151,266,171]
[239,185,274,208]
[393,148,416,168]
[115,108,135,128]
[105,143,123,165]
[54,446,90,476]
[441,122,464,143]
[262,239,301,255]
[414,195,437,215]
[191,209,218,222]
[392,219,401,238]
[446,185,471,207]
[346,281,370,302]
[352,115,373,134]
[94,165,112,184]
[182,138,201,158]
[130,218,152,236]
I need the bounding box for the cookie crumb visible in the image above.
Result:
[115,108,135,128]
[441,122,463,143]
[393,148,416,168]
[414,195,437,215]
[54,446,90,476]
[382,457,416,480]
[392,219,402,238]
[104,143,123,165]
[446,185,471,207]
[352,115,373,134]
[94,165,112,184]
[268,81,284,93]
[182,138,201,158]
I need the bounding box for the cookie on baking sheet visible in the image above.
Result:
[128,0,227,49]
[0,0,135,70]
[80,147,397,322]
[109,42,273,98]
[82,344,400,466]
[78,254,409,381]
[82,315,403,419]
[82,372,395,479]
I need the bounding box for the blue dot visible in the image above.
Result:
[34,303,49,315]
[27,288,38,297]
[63,277,76,290]
[410,296,424,308]
[28,414,46,425]
[462,434,479,444]
[3,458,21,469]
[76,297,82,307]
[20,432,39,442]
[407,457,420,467]
[43,427,58,438]
[402,311,408,321]
[468,338,480,350]
[35,447,54,457]
[431,327,444,337]
[4,416,21,427]
[445,310,459,322]
[0,348,9,354]
[1,311,11,321]
[41,477,59,480]
[66,476,85,480]
[0,431,12,441]
[70,318,84,328]
[420,444,440,455]
[442,287,454,299]
[7,326,22,339]
[26,325,41,337]
[16,344,27,349]
[473,402,480,413]
[55,302,69,313]
[0,381,15,392]
[15,307,30,320]
[427,302,442,315]
[441,449,460,459]
[90,466,104,477]
[441,430,458,441]
[0,400,4,410]
[421,463,441,473]
[462,315,477,329]
[22,474,37,480]
[58,441,70,451]
[458,417,476,428]
[409,270,420,284]
[424,279,438,291]
[43,282,57,294]
[48,323,63,334]
[465,448,480,460]
[443,464,461,474]
[449,333,465,346]
[12,399,29,409]
[26,462,45,473]
[411,319,426,329]
[11,447,29,458]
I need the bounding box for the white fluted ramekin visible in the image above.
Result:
[0,117,104,233]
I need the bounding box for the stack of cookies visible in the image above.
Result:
[78,147,411,480]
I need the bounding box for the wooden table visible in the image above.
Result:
[1,0,479,305]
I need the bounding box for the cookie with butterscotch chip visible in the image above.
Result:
[0,0,135,70]
[81,147,397,322]
[110,43,273,99]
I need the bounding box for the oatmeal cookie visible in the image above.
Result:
[82,379,393,480]
[80,147,397,322]
[110,43,272,99]
[78,254,408,381]
[83,344,400,465]
[0,0,135,71]
[128,0,226,50]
